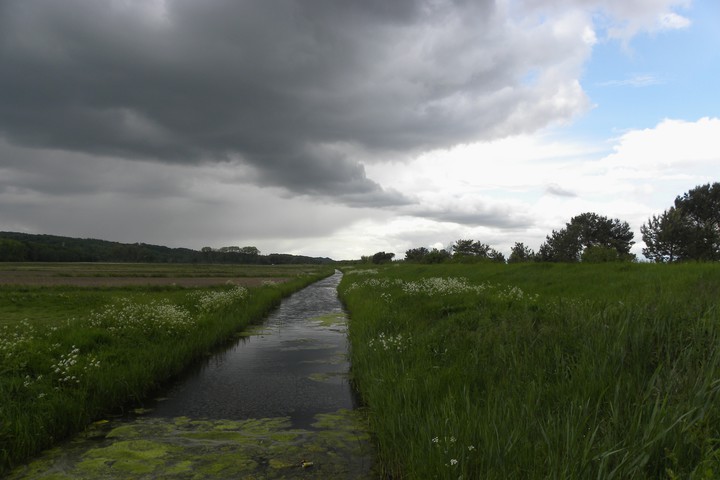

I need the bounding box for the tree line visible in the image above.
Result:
[0,232,333,265]
[391,182,719,264]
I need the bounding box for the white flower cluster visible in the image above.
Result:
[345,268,379,276]
[23,374,43,388]
[401,277,486,296]
[194,286,248,312]
[495,285,539,302]
[50,345,101,387]
[345,278,403,293]
[89,298,194,336]
[0,320,35,361]
[432,435,476,469]
[368,332,411,352]
[346,275,539,305]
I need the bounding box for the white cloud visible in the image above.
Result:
[362,116,719,257]
[602,117,720,171]
[596,74,664,87]
[517,0,691,42]
[658,12,691,30]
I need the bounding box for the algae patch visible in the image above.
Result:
[308,371,348,384]
[310,313,347,327]
[7,410,376,479]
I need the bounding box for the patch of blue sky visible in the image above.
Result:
[563,0,719,142]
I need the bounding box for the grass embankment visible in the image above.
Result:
[339,263,720,479]
[0,265,334,475]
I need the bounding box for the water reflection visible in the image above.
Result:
[148,271,357,427]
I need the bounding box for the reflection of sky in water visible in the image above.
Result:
[148,272,357,427]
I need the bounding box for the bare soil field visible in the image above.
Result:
[0,263,325,287]
[0,274,287,287]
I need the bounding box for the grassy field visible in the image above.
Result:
[0,263,334,475]
[339,262,720,479]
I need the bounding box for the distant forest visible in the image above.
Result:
[0,232,333,265]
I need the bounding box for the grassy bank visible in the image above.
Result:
[339,263,720,479]
[0,265,334,474]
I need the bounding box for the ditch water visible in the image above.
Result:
[9,271,377,479]
[145,270,360,426]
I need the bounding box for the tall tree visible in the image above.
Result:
[539,212,634,262]
[508,242,535,263]
[240,246,260,256]
[425,248,451,264]
[538,227,582,262]
[452,239,491,258]
[487,248,506,263]
[640,207,686,262]
[674,182,720,261]
[404,247,429,262]
[641,182,720,262]
[372,251,395,264]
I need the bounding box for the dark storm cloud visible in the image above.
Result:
[0,140,189,198]
[0,0,586,205]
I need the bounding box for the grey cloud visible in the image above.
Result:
[247,145,412,207]
[0,148,362,249]
[0,140,190,198]
[0,0,590,205]
[409,206,534,229]
[545,183,578,197]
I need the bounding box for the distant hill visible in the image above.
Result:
[0,232,334,265]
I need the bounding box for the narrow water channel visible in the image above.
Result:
[9,271,377,479]
[147,270,358,426]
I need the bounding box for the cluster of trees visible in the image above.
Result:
[398,212,635,265]
[404,247,451,263]
[396,182,719,264]
[641,182,720,262]
[537,212,635,262]
[0,232,332,265]
[360,251,397,264]
[199,245,263,264]
[400,240,505,264]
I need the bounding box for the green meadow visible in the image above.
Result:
[4,261,720,479]
[0,264,333,475]
[339,263,720,479]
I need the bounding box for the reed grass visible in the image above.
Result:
[339,263,720,479]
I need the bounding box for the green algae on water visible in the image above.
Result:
[310,313,347,327]
[7,410,376,479]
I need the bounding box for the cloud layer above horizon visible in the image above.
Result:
[1,0,714,259]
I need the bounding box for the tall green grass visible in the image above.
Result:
[339,263,720,479]
[0,267,333,475]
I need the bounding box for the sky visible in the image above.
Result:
[0,0,718,260]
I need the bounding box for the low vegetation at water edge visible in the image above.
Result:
[339,262,720,479]
[0,266,334,475]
